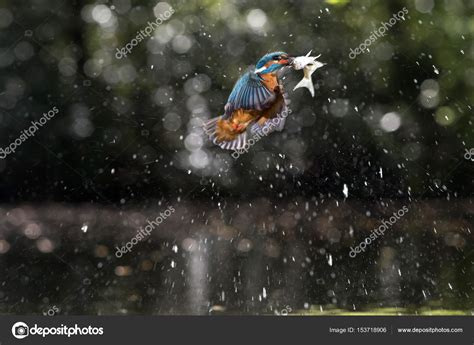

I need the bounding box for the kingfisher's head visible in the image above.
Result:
[254,51,294,75]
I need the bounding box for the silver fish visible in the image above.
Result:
[292,50,325,97]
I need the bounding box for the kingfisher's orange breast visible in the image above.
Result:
[260,72,279,92]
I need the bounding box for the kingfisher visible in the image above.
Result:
[204,52,295,150]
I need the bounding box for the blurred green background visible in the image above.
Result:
[0,0,472,201]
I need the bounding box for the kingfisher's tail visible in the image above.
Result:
[204,116,248,151]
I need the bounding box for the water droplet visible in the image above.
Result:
[342,184,349,198]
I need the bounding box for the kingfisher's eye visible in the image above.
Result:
[272,56,281,61]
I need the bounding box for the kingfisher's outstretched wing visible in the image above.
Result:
[223,71,276,117]
[204,70,284,151]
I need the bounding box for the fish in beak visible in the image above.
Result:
[291,50,325,97]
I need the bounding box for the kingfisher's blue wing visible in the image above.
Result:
[223,71,275,118]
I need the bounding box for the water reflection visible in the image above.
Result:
[0,200,472,315]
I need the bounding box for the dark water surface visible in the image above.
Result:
[1,199,472,315]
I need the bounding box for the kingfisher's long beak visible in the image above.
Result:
[279,56,295,66]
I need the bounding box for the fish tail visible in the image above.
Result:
[293,76,314,97]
